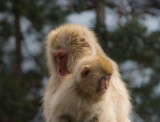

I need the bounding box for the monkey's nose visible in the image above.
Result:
[98,75,111,95]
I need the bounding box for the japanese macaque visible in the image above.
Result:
[45,24,106,90]
[43,24,132,122]
[44,56,131,122]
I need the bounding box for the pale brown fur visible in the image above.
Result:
[44,24,102,119]
[43,24,132,122]
[44,56,131,122]
[44,24,99,96]
[46,24,98,75]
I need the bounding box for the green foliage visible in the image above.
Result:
[23,0,46,31]
[0,0,67,121]
[73,0,89,12]
[45,5,67,26]
[106,20,157,66]
[132,82,160,122]
[0,75,35,122]
[0,20,13,40]
[0,0,6,12]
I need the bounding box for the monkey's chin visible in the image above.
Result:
[57,59,69,76]
[58,68,68,76]
[58,68,70,76]
[99,86,107,95]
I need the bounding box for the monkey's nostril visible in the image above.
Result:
[59,69,61,73]
[60,55,64,59]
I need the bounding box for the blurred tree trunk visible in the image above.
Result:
[95,0,108,52]
[95,0,106,32]
[68,0,73,12]
[13,10,23,78]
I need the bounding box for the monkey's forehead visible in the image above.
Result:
[79,56,113,74]
[98,57,113,74]
[57,24,89,31]
[54,24,88,36]
[47,24,96,42]
[47,28,85,47]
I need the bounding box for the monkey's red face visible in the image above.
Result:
[53,50,69,76]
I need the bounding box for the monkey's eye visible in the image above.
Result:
[100,74,111,81]
[101,76,107,81]
[55,46,62,50]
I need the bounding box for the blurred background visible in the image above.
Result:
[0,0,160,122]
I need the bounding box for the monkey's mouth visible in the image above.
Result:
[53,50,69,76]
[58,64,68,76]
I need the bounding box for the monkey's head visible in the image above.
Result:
[46,24,97,75]
[73,56,113,101]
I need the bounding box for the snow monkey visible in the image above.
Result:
[44,24,106,90]
[43,24,132,122]
[44,56,131,122]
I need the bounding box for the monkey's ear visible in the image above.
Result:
[81,65,90,77]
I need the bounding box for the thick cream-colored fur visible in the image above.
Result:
[43,24,132,122]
